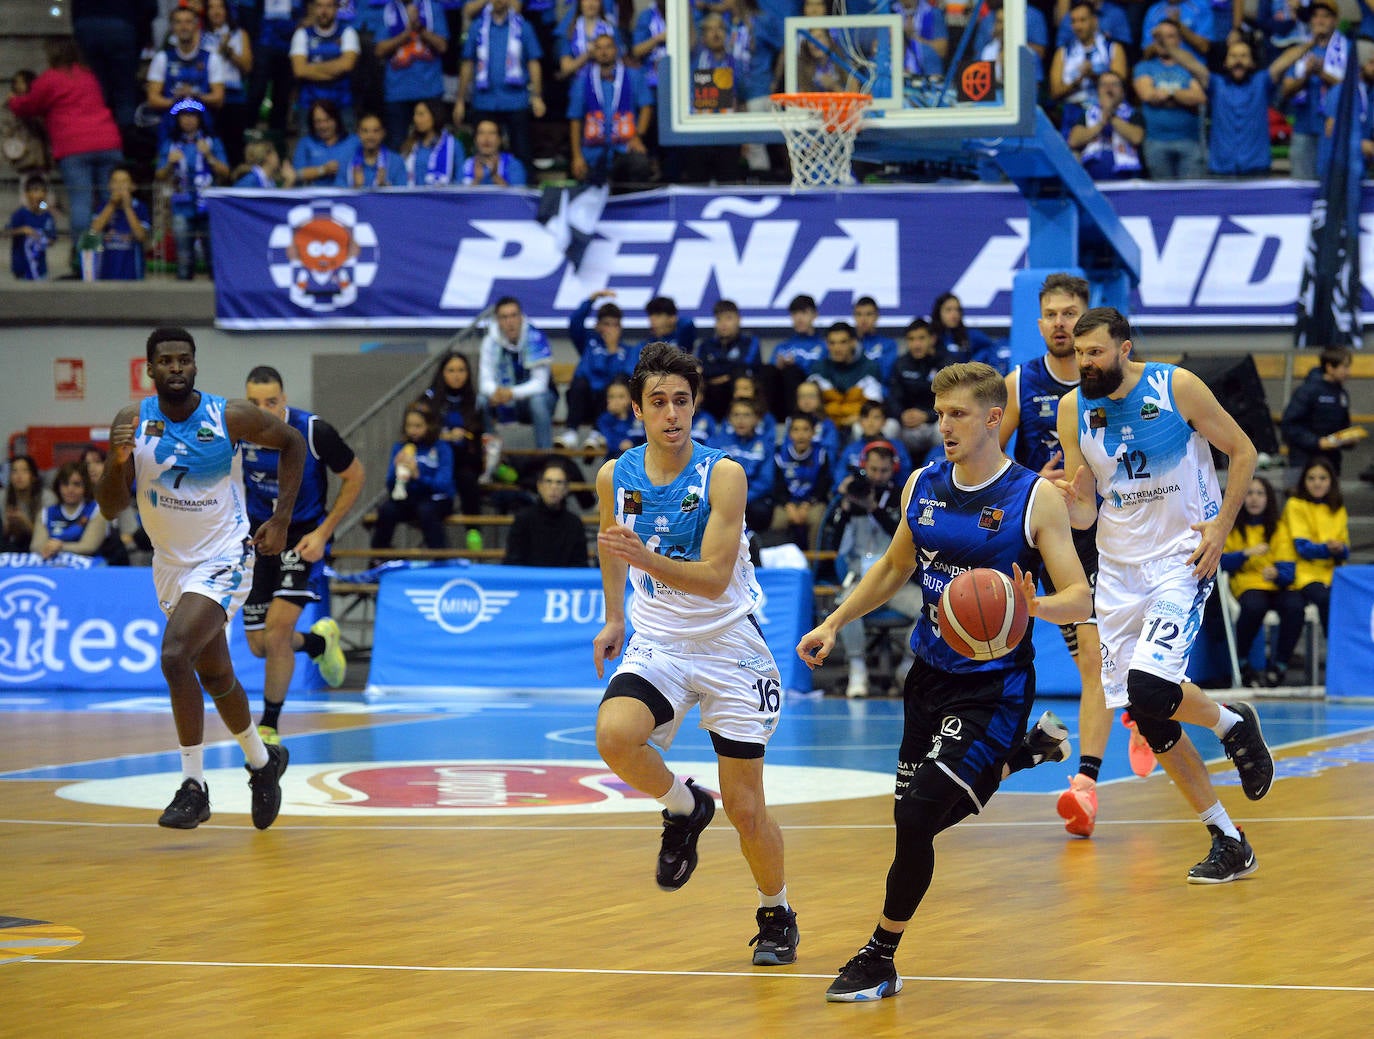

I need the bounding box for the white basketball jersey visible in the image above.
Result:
[612,443,762,641]
[133,392,251,568]
[1078,362,1223,567]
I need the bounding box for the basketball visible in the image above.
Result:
[938,568,1029,661]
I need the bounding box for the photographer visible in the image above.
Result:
[818,442,919,697]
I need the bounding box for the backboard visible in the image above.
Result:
[659,1,1034,146]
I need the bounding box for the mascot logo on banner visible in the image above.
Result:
[268,200,379,313]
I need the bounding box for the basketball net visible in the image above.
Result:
[769,92,871,189]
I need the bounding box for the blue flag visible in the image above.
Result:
[1295,32,1363,350]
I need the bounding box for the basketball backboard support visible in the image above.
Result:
[658,2,1033,147]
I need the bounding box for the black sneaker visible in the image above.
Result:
[1024,710,1071,765]
[1220,702,1273,801]
[825,945,903,1002]
[1186,825,1258,884]
[749,906,800,965]
[655,778,715,891]
[245,743,290,830]
[158,778,211,829]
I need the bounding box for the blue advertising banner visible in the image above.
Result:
[1327,567,1374,698]
[0,567,320,693]
[367,563,815,695]
[208,183,1374,331]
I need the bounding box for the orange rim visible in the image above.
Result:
[770,92,871,133]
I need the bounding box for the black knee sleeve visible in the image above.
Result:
[1126,669,1183,754]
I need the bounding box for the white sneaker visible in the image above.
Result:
[846,660,869,699]
[555,428,581,450]
[582,429,607,451]
[481,434,503,481]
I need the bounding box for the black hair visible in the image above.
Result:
[629,342,702,405]
[646,295,678,317]
[1292,457,1344,511]
[146,327,196,363]
[246,365,284,386]
[1072,306,1132,344]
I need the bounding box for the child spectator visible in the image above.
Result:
[710,396,775,534]
[853,296,901,382]
[233,140,298,187]
[808,321,884,430]
[89,167,150,281]
[371,400,456,551]
[761,293,825,422]
[774,410,832,550]
[1220,476,1302,688]
[32,461,108,560]
[7,175,57,280]
[790,379,842,462]
[561,289,639,449]
[1278,457,1348,651]
[697,299,763,420]
[888,317,943,463]
[155,98,229,280]
[350,111,408,186]
[834,402,911,488]
[595,377,645,460]
[642,294,697,353]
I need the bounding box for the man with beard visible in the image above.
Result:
[95,328,304,831]
[1168,30,1315,177]
[1055,308,1275,883]
[1001,274,1156,839]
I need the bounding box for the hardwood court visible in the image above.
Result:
[3,699,1372,1038]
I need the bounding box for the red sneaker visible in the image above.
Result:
[1056,774,1097,838]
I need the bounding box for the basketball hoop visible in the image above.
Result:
[769,92,872,188]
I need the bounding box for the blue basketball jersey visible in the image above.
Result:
[241,407,331,528]
[133,392,250,569]
[611,442,762,640]
[1013,356,1077,472]
[906,459,1043,673]
[40,500,100,545]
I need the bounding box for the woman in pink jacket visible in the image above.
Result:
[6,37,124,276]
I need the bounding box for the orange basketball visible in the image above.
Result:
[937,568,1028,661]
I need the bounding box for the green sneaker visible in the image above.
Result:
[310,617,346,688]
[257,724,280,746]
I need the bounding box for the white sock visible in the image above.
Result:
[1211,704,1243,738]
[235,724,269,770]
[657,776,696,817]
[1199,801,1240,841]
[759,885,788,910]
[180,745,204,787]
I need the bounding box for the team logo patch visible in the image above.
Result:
[680,491,700,513]
[978,506,1004,532]
[622,490,642,515]
[1089,408,1107,429]
[196,426,215,443]
[1140,402,1161,421]
[918,504,936,526]
[143,419,164,438]
[268,200,379,313]
[940,716,963,737]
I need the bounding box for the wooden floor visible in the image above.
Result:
[3,699,1373,1038]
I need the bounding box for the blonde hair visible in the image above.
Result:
[931,361,1007,410]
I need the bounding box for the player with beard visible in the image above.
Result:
[1055,308,1275,883]
[1000,273,1156,838]
[96,328,304,831]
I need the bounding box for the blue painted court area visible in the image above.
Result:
[4,690,1373,796]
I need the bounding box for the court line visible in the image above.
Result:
[2,815,1371,832]
[15,957,1374,994]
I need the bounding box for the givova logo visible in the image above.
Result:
[0,575,159,684]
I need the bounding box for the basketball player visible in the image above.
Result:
[242,366,365,742]
[797,361,1092,1002]
[592,342,798,967]
[1000,272,1156,839]
[95,328,302,831]
[1056,307,1273,882]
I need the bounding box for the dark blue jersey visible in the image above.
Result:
[40,500,100,544]
[1012,356,1077,472]
[242,406,355,529]
[907,459,1043,674]
[775,441,831,504]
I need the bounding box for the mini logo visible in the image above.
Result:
[939,716,963,737]
[737,654,774,674]
[654,515,671,533]
[404,578,518,635]
[978,506,1004,532]
[1120,425,1134,441]
[143,419,164,438]
[268,200,379,313]
[918,504,935,526]
[244,447,258,462]
[919,548,938,569]
[1089,408,1107,430]
[621,490,642,516]
[1140,402,1160,421]
[196,426,215,443]
[1038,399,1055,417]
[680,491,700,513]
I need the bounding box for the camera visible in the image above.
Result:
[847,473,872,499]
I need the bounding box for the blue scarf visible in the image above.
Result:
[350,144,396,185]
[405,129,457,185]
[461,151,514,184]
[475,8,527,90]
